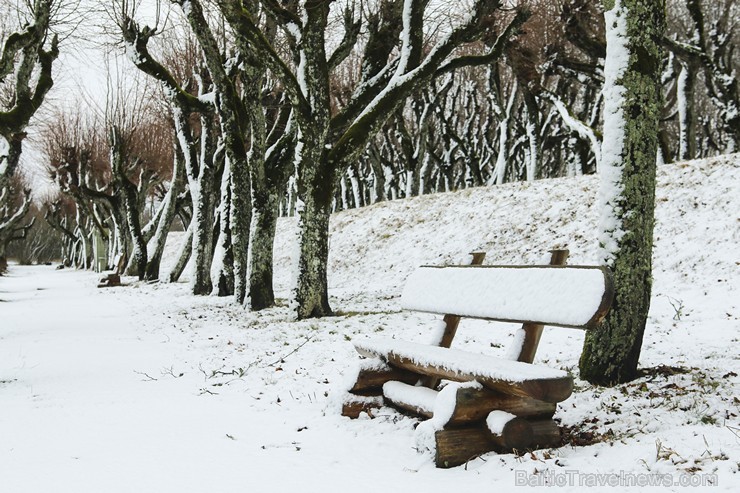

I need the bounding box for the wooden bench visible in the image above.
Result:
[97,254,125,288]
[341,250,613,468]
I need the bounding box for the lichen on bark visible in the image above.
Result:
[580,0,665,385]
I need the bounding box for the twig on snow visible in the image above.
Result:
[264,334,316,368]
[134,370,158,381]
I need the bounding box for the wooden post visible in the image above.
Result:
[433,419,561,468]
[421,251,486,389]
[448,388,557,424]
[438,251,486,348]
[434,418,534,468]
[516,249,569,364]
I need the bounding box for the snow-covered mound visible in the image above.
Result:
[274,154,739,302]
[3,155,738,492]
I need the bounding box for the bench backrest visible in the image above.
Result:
[401,265,613,329]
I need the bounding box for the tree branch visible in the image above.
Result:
[120,16,211,114]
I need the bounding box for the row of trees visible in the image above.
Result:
[26,0,532,318]
[328,0,737,210]
[24,4,735,259]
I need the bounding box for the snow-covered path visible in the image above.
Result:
[1,267,251,491]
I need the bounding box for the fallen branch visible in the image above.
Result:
[264,334,316,368]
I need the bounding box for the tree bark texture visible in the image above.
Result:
[145,145,185,281]
[580,0,665,385]
[293,130,333,319]
[211,158,235,297]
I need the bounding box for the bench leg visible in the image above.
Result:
[342,359,418,419]
[341,395,384,418]
[433,419,562,468]
[348,364,418,395]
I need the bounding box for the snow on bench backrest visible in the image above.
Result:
[401,265,612,329]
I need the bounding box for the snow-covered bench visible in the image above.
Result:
[97,254,124,288]
[341,250,613,467]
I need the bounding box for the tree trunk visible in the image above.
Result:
[167,223,193,283]
[490,80,517,186]
[580,0,665,385]
[676,62,696,161]
[145,150,185,281]
[229,156,251,304]
[293,131,333,318]
[368,150,386,203]
[110,209,130,273]
[294,198,332,318]
[419,153,436,194]
[566,135,583,177]
[523,89,540,181]
[109,127,146,279]
[247,192,279,310]
[211,159,235,296]
[0,240,7,271]
[124,197,147,279]
[348,164,363,208]
[190,167,215,295]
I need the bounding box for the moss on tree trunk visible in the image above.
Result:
[580,0,665,385]
[293,130,333,319]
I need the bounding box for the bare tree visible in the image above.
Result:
[0,0,60,269]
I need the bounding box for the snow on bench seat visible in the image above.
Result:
[355,338,573,403]
[401,266,612,329]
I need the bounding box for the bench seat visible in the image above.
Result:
[355,338,573,403]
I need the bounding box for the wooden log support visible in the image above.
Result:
[434,418,561,468]
[516,249,569,363]
[434,417,533,468]
[341,395,384,418]
[349,364,418,395]
[382,382,557,424]
[486,411,534,449]
[382,382,438,417]
[382,351,573,403]
[434,427,496,468]
[529,419,562,448]
[449,387,557,423]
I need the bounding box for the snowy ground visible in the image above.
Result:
[1,155,738,492]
